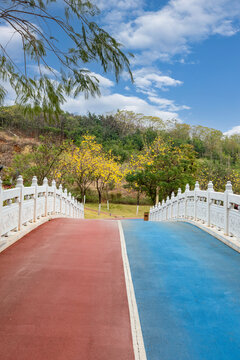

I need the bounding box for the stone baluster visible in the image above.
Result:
[166,196,170,220]
[185,184,189,218]
[224,181,233,236]
[161,200,165,220]
[32,176,38,222]
[63,189,67,215]
[59,184,63,215]
[16,175,24,231]
[194,181,200,220]
[52,180,56,215]
[43,177,48,216]
[177,188,181,218]
[171,192,174,219]
[72,196,75,218]
[207,181,214,227]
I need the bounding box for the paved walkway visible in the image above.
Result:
[2,218,240,360]
[0,219,134,360]
[122,220,240,360]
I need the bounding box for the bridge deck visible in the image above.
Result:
[1,218,240,360]
[0,219,134,360]
[122,220,240,360]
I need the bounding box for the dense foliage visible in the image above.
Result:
[1,106,240,204]
[0,1,132,118]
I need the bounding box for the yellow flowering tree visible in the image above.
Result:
[94,152,123,211]
[196,160,240,193]
[60,135,102,200]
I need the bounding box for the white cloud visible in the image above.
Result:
[133,68,182,95]
[30,64,61,77]
[149,96,190,112]
[62,92,180,121]
[224,125,240,136]
[90,72,114,89]
[116,0,240,62]
[1,80,17,106]
[94,0,144,29]
[0,24,23,60]
[96,0,143,11]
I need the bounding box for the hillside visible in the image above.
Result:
[0,129,39,168]
[0,106,240,203]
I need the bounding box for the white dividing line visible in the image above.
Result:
[118,220,147,360]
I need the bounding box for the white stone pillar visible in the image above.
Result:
[16,175,24,231]
[72,196,75,218]
[224,181,233,236]
[207,181,214,227]
[177,188,181,218]
[43,177,48,217]
[161,200,165,220]
[52,180,56,215]
[185,184,190,219]
[59,184,63,215]
[166,196,170,220]
[171,192,174,219]
[32,176,38,222]
[194,181,200,220]
[63,189,67,215]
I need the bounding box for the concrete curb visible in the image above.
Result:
[170,219,240,254]
[118,220,147,360]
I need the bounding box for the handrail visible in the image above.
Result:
[149,181,240,240]
[0,175,84,237]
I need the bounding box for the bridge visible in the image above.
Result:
[0,177,240,360]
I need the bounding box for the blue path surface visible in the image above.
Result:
[121,220,240,360]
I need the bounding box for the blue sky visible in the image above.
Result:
[1,0,240,135]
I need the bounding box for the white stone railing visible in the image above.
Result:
[0,175,84,237]
[149,181,240,240]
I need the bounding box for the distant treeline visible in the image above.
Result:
[0,106,240,198]
[0,105,239,166]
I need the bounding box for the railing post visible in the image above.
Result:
[52,180,56,215]
[0,177,3,237]
[155,203,158,221]
[224,181,233,236]
[177,188,181,218]
[64,189,67,215]
[43,177,48,217]
[32,176,38,222]
[161,200,165,220]
[185,184,189,219]
[72,196,75,218]
[75,203,77,219]
[16,175,24,231]
[69,192,71,217]
[194,181,200,221]
[166,196,170,220]
[171,192,174,219]
[207,181,214,227]
[59,184,63,215]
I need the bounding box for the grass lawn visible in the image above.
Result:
[84,203,151,220]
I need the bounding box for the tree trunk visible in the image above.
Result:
[136,190,140,215]
[81,188,84,203]
[97,186,102,215]
[155,186,159,205]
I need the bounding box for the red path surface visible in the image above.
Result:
[0,219,134,360]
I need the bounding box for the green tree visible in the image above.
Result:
[127,137,197,204]
[0,1,133,118]
[10,136,66,184]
